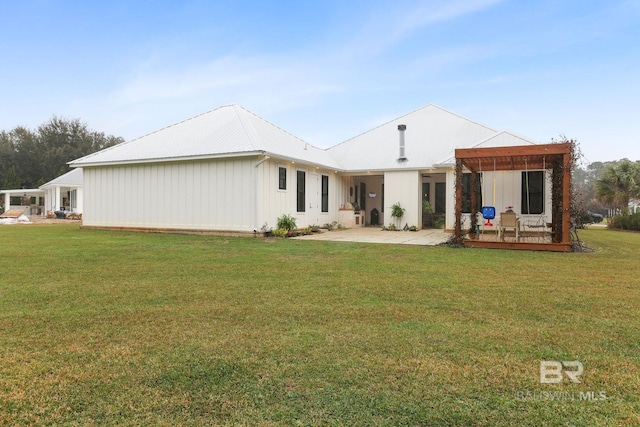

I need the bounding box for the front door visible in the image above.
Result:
[308,173,320,225]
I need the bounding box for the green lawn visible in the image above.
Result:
[0,225,638,426]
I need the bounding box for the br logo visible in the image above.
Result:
[540,361,583,384]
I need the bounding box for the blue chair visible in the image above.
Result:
[481,206,495,226]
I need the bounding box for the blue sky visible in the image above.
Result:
[1,0,638,163]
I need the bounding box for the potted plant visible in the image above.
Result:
[276,214,297,237]
[390,202,405,229]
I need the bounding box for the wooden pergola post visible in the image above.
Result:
[562,151,571,245]
[454,159,463,244]
[470,170,478,238]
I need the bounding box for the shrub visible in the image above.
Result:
[272,229,288,238]
[434,217,446,229]
[276,214,297,231]
[322,221,339,231]
[608,212,640,231]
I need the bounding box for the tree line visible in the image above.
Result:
[0,117,123,189]
[574,158,640,215]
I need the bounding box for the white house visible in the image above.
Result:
[39,168,84,214]
[1,169,84,216]
[69,104,550,233]
[0,189,44,216]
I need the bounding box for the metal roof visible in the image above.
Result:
[436,130,539,167]
[326,104,498,172]
[70,105,341,169]
[69,103,542,173]
[39,168,83,189]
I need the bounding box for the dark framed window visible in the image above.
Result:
[522,171,544,214]
[422,182,430,206]
[278,167,286,190]
[297,170,306,212]
[381,184,384,212]
[435,182,446,214]
[359,182,366,210]
[321,175,329,212]
[355,184,358,206]
[462,173,482,214]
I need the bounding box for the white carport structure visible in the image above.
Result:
[39,168,84,214]
[1,189,45,215]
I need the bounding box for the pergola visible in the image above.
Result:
[453,142,572,252]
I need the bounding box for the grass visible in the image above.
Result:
[0,224,638,426]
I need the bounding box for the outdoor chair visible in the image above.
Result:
[526,215,551,242]
[498,212,520,240]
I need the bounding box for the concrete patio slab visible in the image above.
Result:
[292,227,450,246]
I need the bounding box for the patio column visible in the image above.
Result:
[55,186,61,211]
[3,192,9,212]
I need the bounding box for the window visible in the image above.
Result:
[381,184,384,212]
[321,175,329,212]
[359,182,366,210]
[435,183,446,214]
[355,184,358,206]
[521,171,544,214]
[70,189,77,211]
[278,167,286,190]
[297,170,305,212]
[462,173,482,214]
[422,183,430,206]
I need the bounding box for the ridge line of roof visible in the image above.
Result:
[235,105,330,153]
[70,104,236,165]
[433,129,541,166]
[326,103,498,151]
[233,105,261,152]
[470,129,540,148]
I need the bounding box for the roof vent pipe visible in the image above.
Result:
[398,124,407,161]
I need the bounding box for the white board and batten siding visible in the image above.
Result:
[82,157,257,231]
[256,159,346,230]
[384,170,421,228]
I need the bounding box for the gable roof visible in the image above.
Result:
[69,103,541,173]
[326,104,498,172]
[40,168,83,189]
[70,105,341,169]
[435,130,540,166]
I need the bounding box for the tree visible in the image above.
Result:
[0,117,123,189]
[0,131,16,187]
[3,165,22,189]
[595,160,640,213]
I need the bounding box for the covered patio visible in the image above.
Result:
[1,189,45,216]
[453,142,573,252]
